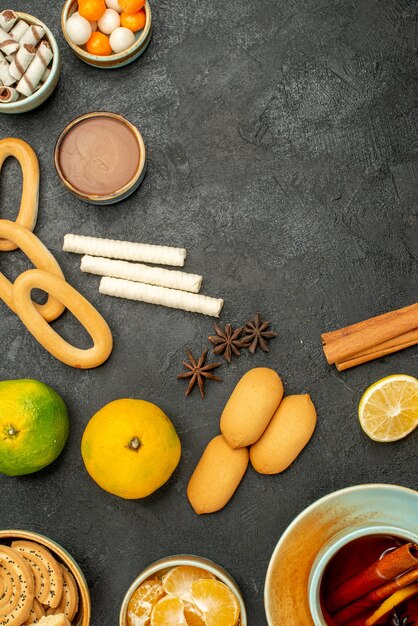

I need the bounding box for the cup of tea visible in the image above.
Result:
[308,523,418,626]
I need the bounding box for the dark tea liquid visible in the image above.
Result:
[320,535,418,625]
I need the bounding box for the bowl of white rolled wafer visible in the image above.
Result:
[0,10,61,114]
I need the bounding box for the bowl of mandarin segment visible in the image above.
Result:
[0,529,90,626]
[120,555,247,626]
[62,0,151,68]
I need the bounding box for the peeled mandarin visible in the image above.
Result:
[187,435,249,515]
[121,9,146,32]
[150,596,187,626]
[85,31,112,55]
[250,394,317,474]
[191,579,240,626]
[78,0,107,22]
[162,566,215,603]
[184,603,206,626]
[127,578,165,626]
[220,368,283,448]
[119,0,145,13]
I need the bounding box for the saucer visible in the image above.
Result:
[264,484,418,626]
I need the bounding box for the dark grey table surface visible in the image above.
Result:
[0,0,417,624]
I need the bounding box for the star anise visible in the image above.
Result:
[208,323,247,363]
[241,312,277,353]
[177,349,222,399]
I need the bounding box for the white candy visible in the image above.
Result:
[105,0,123,13]
[109,27,135,53]
[66,13,92,46]
[98,9,120,35]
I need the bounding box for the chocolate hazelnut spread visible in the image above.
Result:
[58,116,141,196]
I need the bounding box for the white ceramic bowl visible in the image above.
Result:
[0,12,61,114]
[62,0,152,68]
[119,554,247,625]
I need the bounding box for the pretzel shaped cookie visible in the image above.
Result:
[0,138,40,251]
[13,269,113,369]
[0,219,65,321]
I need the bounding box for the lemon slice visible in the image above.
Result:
[359,374,418,442]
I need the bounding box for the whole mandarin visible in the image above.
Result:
[120,9,145,32]
[118,0,145,14]
[85,31,112,55]
[78,0,107,22]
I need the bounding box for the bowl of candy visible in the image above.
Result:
[61,0,152,68]
[120,555,247,626]
[0,10,61,114]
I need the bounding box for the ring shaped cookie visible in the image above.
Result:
[0,138,40,252]
[13,269,113,369]
[0,220,65,322]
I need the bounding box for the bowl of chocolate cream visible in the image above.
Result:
[54,111,146,204]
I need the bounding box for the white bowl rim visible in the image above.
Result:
[119,554,247,626]
[0,12,60,111]
[264,483,418,624]
[308,522,418,626]
[62,0,152,64]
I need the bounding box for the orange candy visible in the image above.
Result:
[78,0,106,21]
[118,0,145,14]
[85,31,112,55]
[120,9,146,32]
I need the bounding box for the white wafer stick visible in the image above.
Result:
[100,277,224,317]
[0,11,18,33]
[9,20,30,42]
[0,59,15,86]
[17,40,52,97]
[19,24,44,47]
[40,66,51,83]
[10,43,35,80]
[0,27,18,55]
[81,255,203,293]
[0,86,18,102]
[64,234,187,267]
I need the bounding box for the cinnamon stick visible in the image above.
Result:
[335,328,418,371]
[333,567,418,624]
[326,543,418,613]
[322,302,418,366]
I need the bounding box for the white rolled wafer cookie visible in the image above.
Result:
[10,44,36,81]
[17,40,53,97]
[81,256,203,293]
[0,27,18,55]
[9,20,30,42]
[100,277,224,317]
[64,234,187,267]
[0,86,18,102]
[0,10,18,33]
[19,24,44,47]
[0,59,15,86]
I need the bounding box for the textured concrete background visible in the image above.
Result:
[0,0,417,624]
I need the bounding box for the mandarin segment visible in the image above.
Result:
[127,579,165,626]
[162,566,215,603]
[184,602,206,626]
[191,579,240,626]
[150,596,188,626]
